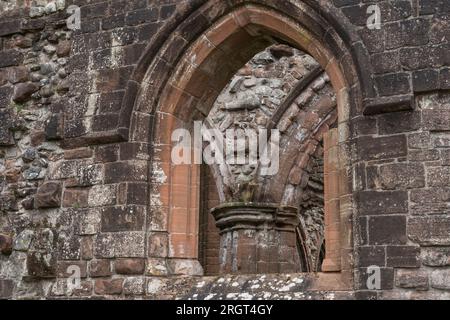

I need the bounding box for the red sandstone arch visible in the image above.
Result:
[134,2,360,289]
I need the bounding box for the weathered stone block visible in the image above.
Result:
[146,277,169,295]
[74,209,101,236]
[354,291,378,300]
[13,35,32,49]
[386,246,420,268]
[8,66,29,84]
[115,258,145,275]
[383,1,413,21]
[442,149,450,165]
[350,116,377,137]
[64,119,88,138]
[57,234,81,260]
[0,20,21,36]
[94,232,145,258]
[71,280,94,297]
[342,4,377,26]
[0,233,13,255]
[369,215,407,245]
[167,259,203,276]
[332,0,360,7]
[0,70,7,86]
[431,270,450,290]
[0,279,14,299]
[148,232,168,258]
[409,216,450,245]
[378,111,421,135]
[98,91,124,114]
[100,205,145,232]
[114,232,146,258]
[124,183,148,205]
[104,161,148,184]
[95,144,119,162]
[88,184,116,207]
[395,270,429,290]
[385,19,430,50]
[427,167,450,187]
[76,164,104,187]
[158,3,175,19]
[0,86,13,110]
[125,8,158,26]
[95,67,133,92]
[123,277,145,295]
[89,259,112,277]
[357,191,408,215]
[408,131,431,149]
[149,206,169,232]
[94,279,123,295]
[145,258,169,276]
[102,14,125,30]
[63,189,89,208]
[93,233,114,259]
[0,193,17,212]
[27,251,57,278]
[120,142,151,161]
[441,67,450,89]
[45,114,64,140]
[0,50,23,68]
[13,230,34,251]
[81,237,94,260]
[56,40,72,57]
[377,163,425,190]
[413,69,439,92]
[34,181,62,208]
[408,149,440,162]
[375,73,411,96]
[0,109,14,146]
[370,51,400,75]
[421,247,450,267]
[64,147,93,160]
[357,135,407,161]
[433,132,450,148]
[91,114,119,132]
[357,246,385,268]
[123,43,146,66]
[423,109,450,132]
[12,82,38,103]
[410,187,450,215]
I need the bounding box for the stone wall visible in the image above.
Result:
[0,0,449,300]
[356,92,450,299]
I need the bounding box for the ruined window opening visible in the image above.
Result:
[150,6,354,287]
[198,45,339,275]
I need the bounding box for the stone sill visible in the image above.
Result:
[165,272,353,299]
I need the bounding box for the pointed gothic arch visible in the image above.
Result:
[129,1,362,290]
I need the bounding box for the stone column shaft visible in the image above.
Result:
[211,203,301,274]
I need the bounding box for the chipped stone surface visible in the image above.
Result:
[34,181,62,208]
